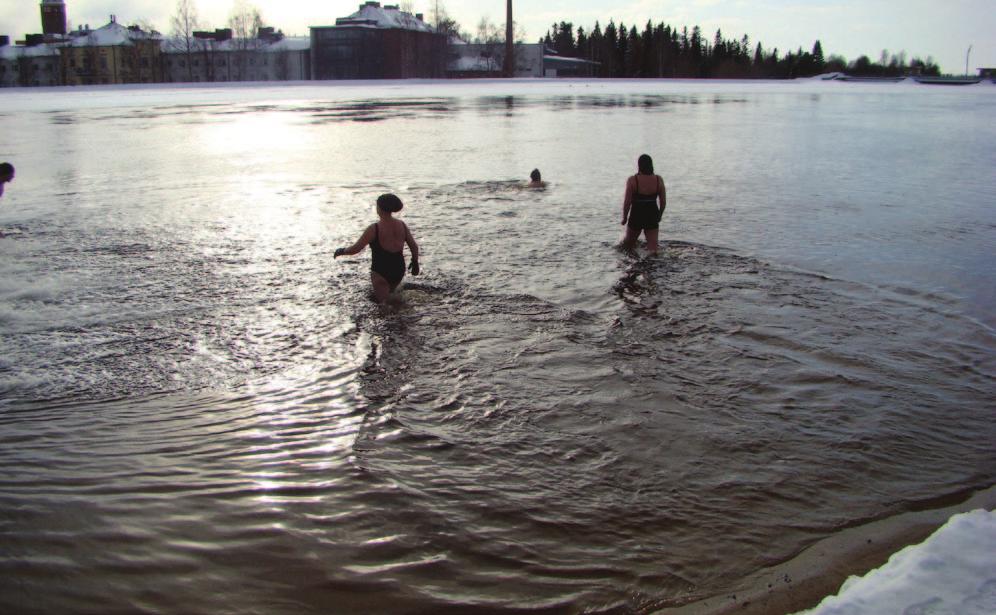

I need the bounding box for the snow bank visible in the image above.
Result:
[799,509,996,614]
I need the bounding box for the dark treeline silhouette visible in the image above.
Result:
[542,21,940,78]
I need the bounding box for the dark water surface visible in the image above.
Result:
[1,80,994,613]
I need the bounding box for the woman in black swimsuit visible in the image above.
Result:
[334,193,420,303]
[620,154,667,255]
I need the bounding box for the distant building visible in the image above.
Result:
[0,38,61,87]
[447,42,542,78]
[447,43,597,78]
[62,17,162,85]
[541,52,599,77]
[163,28,310,83]
[310,2,446,80]
[979,68,996,79]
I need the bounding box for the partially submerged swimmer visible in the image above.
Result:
[0,162,14,198]
[334,193,420,303]
[527,169,547,189]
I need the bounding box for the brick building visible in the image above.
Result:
[310,2,446,80]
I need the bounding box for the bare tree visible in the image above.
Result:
[476,17,502,72]
[168,0,201,81]
[399,0,416,13]
[228,0,264,80]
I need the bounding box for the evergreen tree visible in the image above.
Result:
[553,21,575,56]
[615,23,629,77]
[543,13,937,80]
[603,21,618,77]
[812,40,825,72]
[576,26,589,60]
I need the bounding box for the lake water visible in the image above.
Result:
[0,79,994,614]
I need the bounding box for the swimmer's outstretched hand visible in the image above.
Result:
[408,258,420,276]
[334,248,345,259]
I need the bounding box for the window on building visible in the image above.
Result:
[180,60,186,67]
[100,57,108,69]
[142,58,149,67]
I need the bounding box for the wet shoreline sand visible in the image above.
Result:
[656,484,996,615]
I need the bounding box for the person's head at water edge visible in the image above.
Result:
[0,162,13,198]
[528,168,546,188]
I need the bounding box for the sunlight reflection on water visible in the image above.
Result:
[0,80,993,614]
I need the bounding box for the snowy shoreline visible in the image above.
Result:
[653,484,996,614]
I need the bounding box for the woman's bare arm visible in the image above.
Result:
[658,176,667,217]
[334,224,376,258]
[404,223,420,275]
[622,177,635,224]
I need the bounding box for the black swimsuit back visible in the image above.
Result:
[628,174,662,231]
[371,223,406,287]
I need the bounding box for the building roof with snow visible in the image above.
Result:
[265,36,310,52]
[69,18,161,47]
[0,43,60,59]
[334,2,434,32]
[162,35,309,54]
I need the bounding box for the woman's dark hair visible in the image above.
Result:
[530,169,541,181]
[376,193,404,213]
[637,154,654,175]
[0,162,13,177]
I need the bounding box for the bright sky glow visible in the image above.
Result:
[1,0,994,74]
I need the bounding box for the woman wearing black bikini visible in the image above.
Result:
[620,154,667,254]
[334,193,420,303]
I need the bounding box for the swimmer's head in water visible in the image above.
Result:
[530,169,541,182]
[0,162,13,181]
[376,193,404,213]
[637,154,654,175]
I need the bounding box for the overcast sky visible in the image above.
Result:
[2,0,993,74]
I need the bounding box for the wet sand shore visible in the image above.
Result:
[655,485,996,615]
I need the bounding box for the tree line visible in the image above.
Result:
[540,20,940,78]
